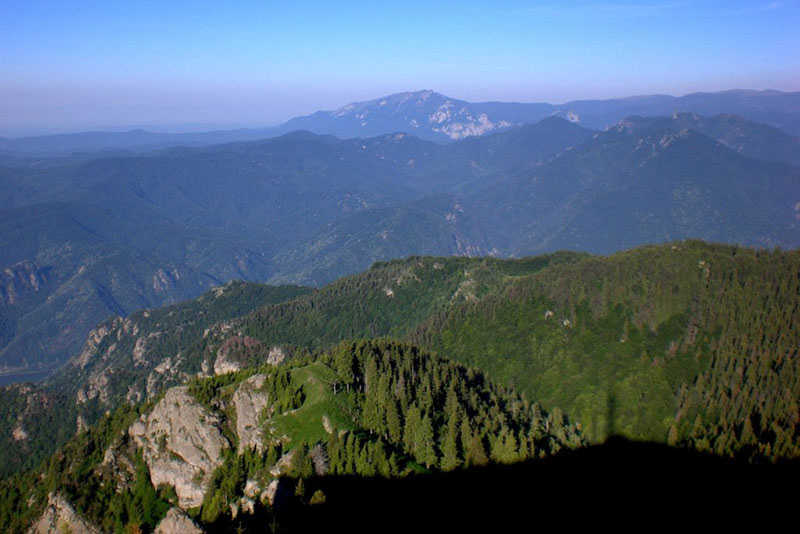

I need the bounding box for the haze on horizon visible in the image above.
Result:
[1,0,798,137]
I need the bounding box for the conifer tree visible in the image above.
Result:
[289,442,314,478]
[440,421,461,471]
[667,425,679,446]
[465,432,488,467]
[416,414,438,468]
[403,404,422,457]
[334,346,355,393]
[327,431,342,474]
[374,440,390,477]
[517,429,530,459]
[385,398,403,445]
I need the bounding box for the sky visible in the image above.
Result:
[1,0,798,136]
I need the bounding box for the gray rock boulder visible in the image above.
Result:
[27,493,102,534]
[153,507,203,534]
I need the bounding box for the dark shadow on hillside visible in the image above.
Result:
[268,438,798,532]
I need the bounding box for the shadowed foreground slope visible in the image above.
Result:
[274,437,797,531]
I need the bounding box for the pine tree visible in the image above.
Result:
[403,404,422,457]
[334,346,355,393]
[667,425,679,446]
[309,490,326,505]
[327,431,342,474]
[294,478,305,501]
[460,417,472,456]
[465,433,488,467]
[374,440,390,477]
[357,444,375,476]
[517,429,530,459]
[344,434,357,474]
[494,427,518,464]
[416,414,438,468]
[289,442,314,478]
[741,417,756,446]
[692,414,704,439]
[440,421,461,471]
[361,391,383,435]
[364,354,379,394]
[385,398,403,445]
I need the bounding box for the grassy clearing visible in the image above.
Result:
[269,362,356,447]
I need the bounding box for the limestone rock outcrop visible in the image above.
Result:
[232,374,270,453]
[27,493,102,534]
[129,386,229,509]
[153,507,203,534]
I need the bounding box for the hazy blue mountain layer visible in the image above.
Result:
[2,89,798,156]
[1,112,798,375]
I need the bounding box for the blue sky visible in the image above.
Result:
[1,0,798,135]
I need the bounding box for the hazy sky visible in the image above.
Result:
[1,0,798,136]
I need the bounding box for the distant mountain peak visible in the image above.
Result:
[265,88,800,144]
[392,89,445,102]
[286,90,516,141]
[332,90,452,116]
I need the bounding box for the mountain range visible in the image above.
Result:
[1,91,799,378]
[2,89,800,156]
[2,88,800,532]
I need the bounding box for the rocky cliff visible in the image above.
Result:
[129,387,230,509]
[232,374,270,453]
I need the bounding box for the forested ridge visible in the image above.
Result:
[0,340,579,533]
[4,241,798,479]
[414,242,800,459]
[1,241,798,532]
[227,241,800,459]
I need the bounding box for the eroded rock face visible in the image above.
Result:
[153,507,203,534]
[128,386,229,509]
[27,492,102,534]
[99,444,137,493]
[213,350,240,375]
[267,346,286,365]
[132,332,163,367]
[146,354,192,400]
[232,374,270,453]
[76,369,111,405]
[73,318,123,369]
[0,261,53,308]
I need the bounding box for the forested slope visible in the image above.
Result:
[233,241,800,458]
[3,241,797,488]
[0,340,580,533]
